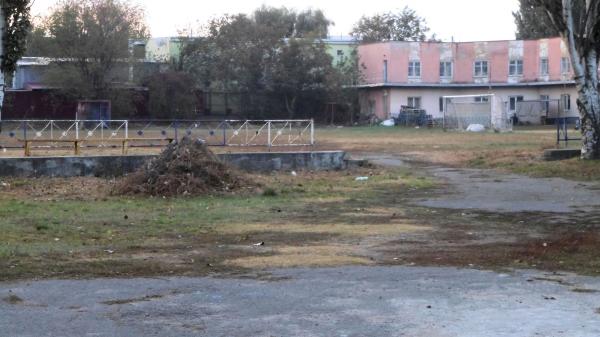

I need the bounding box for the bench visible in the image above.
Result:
[20,138,175,156]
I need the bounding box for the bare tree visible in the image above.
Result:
[535,0,600,159]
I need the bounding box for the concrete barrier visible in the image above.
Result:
[0,151,347,178]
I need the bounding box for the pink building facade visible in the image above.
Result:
[357,38,579,124]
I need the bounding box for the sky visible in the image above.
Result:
[30,0,520,42]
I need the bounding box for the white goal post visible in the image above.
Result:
[443,94,513,132]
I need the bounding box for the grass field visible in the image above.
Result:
[317,126,600,181]
[2,125,600,281]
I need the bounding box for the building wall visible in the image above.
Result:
[357,38,584,123]
[358,37,574,85]
[376,86,579,122]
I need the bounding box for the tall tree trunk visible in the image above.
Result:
[285,95,296,119]
[561,0,600,159]
[0,7,5,126]
[578,83,600,159]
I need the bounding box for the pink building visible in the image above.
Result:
[357,37,579,124]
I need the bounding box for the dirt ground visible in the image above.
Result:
[1,126,600,281]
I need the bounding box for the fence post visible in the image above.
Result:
[75,121,79,140]
[125,121,129,139]
[267,121,272,148]
[310,119,315,146]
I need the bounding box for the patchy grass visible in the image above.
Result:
[316,126,600,181]
[0,168,436,281]
[223,245,374,269]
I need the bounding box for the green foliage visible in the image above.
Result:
[513,0,560,39]
[351,7,433,43]
[1,0,32,74]
[142,71,197,119]
[30,0,148,105]
[181,6,351,119]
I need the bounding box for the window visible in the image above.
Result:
[440,61,452,78]
[509,96,524,112]
[540,58,549,76]
[408,61,421,77]
[336,50,344,56]
[408,97,421,109]
[383,60,388,83]
[561,94,571,111]
[474,96,490,103]
[561,57,571,74]
[509,59,523,76]
[439,97,444,112]
[540,95,550,113]
[474,60,488,77]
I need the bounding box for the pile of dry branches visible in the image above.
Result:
[114,137,253,197]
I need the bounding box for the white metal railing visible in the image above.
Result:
[0,119,315,148]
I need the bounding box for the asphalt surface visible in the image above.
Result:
[416,168,600,213]
[2,267,600,337]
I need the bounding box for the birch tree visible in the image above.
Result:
[0,0,31,124]
[534,0,600,159]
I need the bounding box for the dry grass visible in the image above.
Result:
[317,126,600,180]
[223,244,373,269]
[214,222,427,237]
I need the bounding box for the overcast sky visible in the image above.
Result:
[31,0,520,42]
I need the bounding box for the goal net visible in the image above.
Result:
[443,94,512,132]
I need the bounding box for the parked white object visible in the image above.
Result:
[380,119,395,127]
[355,177,369,181]
[466,124,486,132]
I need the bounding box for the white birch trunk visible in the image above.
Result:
[562,0,600,159]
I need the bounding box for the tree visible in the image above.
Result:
[0,0,32,122]
[142,71,197,119]
[513,0,560,39]
[351,7,432,43]
[32,0,148,116]
[182,6,339,119]
[271,39,332,119]
[533,0,600,159]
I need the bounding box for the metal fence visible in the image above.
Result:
[0,119,315,149]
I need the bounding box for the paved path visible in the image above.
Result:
[2,267,600,337]
[417,168,600,213]
[360,153,600,213]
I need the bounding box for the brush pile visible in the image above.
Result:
[115,137,252,197]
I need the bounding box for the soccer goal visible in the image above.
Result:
[443,94,513,132]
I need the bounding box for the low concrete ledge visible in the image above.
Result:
[543,148,582,161]
[0,151,347,178]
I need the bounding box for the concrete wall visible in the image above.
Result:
[0,151,347,178]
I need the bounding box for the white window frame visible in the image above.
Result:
[540,58,549,76]
[408,60,421,78]
[509,59,523,76]
[509,96,524,113]
[561,94,571,112]
[474,60,489,77]
[474,96,490,103]
[407,97,422,109]
[561,57,571,74]
[440,61,453,78]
